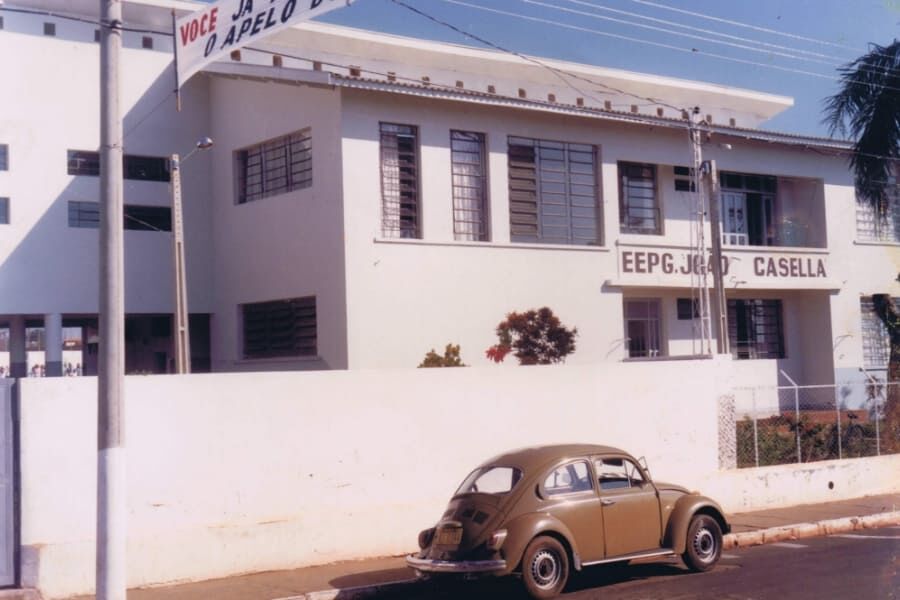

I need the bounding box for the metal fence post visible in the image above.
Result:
[752,388,759,468]
[860,368,883,457]
[780,371,801,463]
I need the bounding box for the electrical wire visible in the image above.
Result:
[388,0,687,112]
[0,5,174,36]
[436,0,900,95]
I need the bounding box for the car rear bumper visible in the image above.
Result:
[406,555,507,574]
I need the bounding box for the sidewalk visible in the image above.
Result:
[62,492,900,600]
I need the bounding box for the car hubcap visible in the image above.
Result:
[530,549,560,589]
[693,527,716,561]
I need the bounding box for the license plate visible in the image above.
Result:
[437,528,463,545]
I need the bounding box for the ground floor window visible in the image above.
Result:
[727,299,784,359]
[860,296,897,369]
[624,299,662,358]
[242,296,317,359]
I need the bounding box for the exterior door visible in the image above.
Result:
[594,456,661,557]
[0,382,15,586]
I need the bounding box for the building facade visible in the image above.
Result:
[1,0,898,390]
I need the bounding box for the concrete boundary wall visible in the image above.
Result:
[14,358,900,598]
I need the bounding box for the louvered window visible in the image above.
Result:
[860,297,896,368]
[451,130,489,241]
[619,162,660,234]
[236,129,312,204]
[727,299,784,359]
[507,137,599,245]
[380,123,420,238]
[242,297,317,359]
[856,194,900,243]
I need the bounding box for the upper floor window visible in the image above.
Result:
[0,198,9,225]
[242,296,317,359]
[67,150,170,182]
[508,137,599,245]
[450,130,489,241]
[67,201,171,231]
[860,296,896,368]
[856,194,900,243]
[43,22,56,36]
[728,299,784,359]
[380,123,420,238]
[619,162,660,234]
[624,298,662,358]
[720,172,777,246]
[0,144,8,170]
[235,129,312,204]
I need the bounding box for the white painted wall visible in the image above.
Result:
[206,76,349,370]
[16,359,900,598]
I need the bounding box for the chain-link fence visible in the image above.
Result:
[734,381,900,468]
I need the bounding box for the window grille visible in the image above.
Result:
[673,165,696,192]
[727,299,785,359]
[450,130,488,241]
[619,162,660,234]
[624,299,662,357]
[380,123,420,238]
[0,144,7,170]
[0,198,9,225]
[860,297,895,368]
[242,297,317,359]
[856,193,900,243]
[236,129,312,204]
[68,201,100,228]
[507,136,599,245]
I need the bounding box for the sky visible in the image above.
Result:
[291,0,900,138]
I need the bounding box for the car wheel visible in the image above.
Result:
[521,536,569,599]
[682,514,722,572]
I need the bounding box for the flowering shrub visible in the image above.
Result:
[486,307,577,365]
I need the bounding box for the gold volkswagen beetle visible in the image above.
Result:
[407,444,730,599]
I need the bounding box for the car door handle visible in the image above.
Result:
[601,499,616,506]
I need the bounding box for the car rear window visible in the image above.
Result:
[455,466,523,495]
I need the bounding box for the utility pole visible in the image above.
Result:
[170,154,190,374]
[98,1,126,599]
[704,159,730,355]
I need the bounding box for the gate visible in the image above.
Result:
[0,381,14,586]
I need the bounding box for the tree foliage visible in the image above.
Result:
[873,283,900,451]
[486,307,577,365]
[418,344,466,368]
[823,40,900,215]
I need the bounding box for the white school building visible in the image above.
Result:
[1,0,898,391]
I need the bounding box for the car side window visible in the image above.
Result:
[595,457,646,491]
[543,460,593,496]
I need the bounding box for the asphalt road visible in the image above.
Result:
[388,526,899,600]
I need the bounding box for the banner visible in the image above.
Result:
[174,0,351,88]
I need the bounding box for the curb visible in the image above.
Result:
[279,511,900,600]
[723,510,900,549]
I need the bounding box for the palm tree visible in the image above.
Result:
[824,41,900,450]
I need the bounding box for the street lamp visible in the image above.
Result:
[171,137,213,374]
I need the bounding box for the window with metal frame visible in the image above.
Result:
[624,299,662,358]
[67,201,171,231]
[124,205,171,231]
[67,150,171,181]
[860,297,896,368]
[450,130,489,241]
[619,162,660,234]
[727,299,784,359]
[235,129,312,204]
[719,172,778,247]
[242,296,317,359]
[68,201,100,228]
[0,198,9,225]
[856,193,900,243]
[508,136,600,245]
[0,144,8,170]
[380,123,420,238]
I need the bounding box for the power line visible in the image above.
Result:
[0,5,174,36]
[437,0,900,94]
[626,0,865,55]
[523,0,841,69]
[387,0,687,112]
